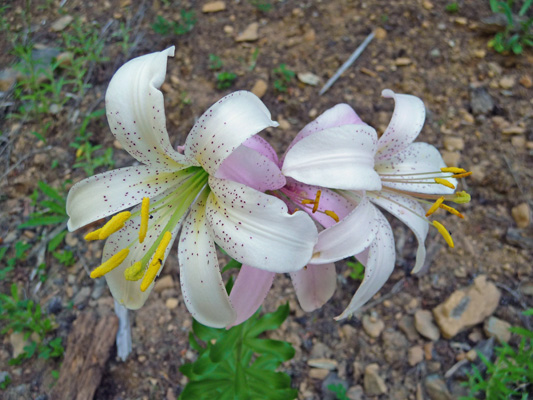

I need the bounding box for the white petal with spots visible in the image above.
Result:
[206,176,318,273]
[106,47,186,168]
[178,191,236,328]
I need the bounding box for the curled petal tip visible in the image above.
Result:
[164,46,175,57]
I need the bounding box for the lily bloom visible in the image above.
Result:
[66,47,318,328]
[282,89,470,319]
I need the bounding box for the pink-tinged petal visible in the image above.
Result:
[105,47,186,168]
[375,89,426,161]
[335,211,396,320]
[179,191,236,328]
[215,145,286,191]
[184,91,278,175]
[228,265,275,327]
[311,196,378,264]
[206,176,318,273]
[369,191,428,274]
[282,125,381,191]
[283,180,355,228]
[284,104,364,158]
[101,191,182,309]
[376,142,457,195]
[242,135,279,164]
[67,165,195,231]
[290,263,336,312]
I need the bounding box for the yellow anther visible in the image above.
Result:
[452,191,471,204]
[140,259,162,292]
[441,167,466,174]
[452,172,473,178]
[124,261,144,281]
[84,228,103,241]
[99,211,131,240]
[432,221,454,248]
[151,231,172,267]
[325,210,340,223]
[90,248,129,279]
[301,199,314,204]
[439,204,464,219]
[312,190,321,213]
[139,197,150,243]
[434,178,455,189]
[76,147,83,158]
[426,196,445,217]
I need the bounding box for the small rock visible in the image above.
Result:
[308,358,338,370]
[395,57,412,66]
[340,324,357,341]
[429,48,441,58]
[65,232,78,247]
[519,74,532,88]
[415,309,440,341]
[297,72,320,86]
[47,297,63,314]
[73,286,91,305]
[362,313,385,338]
[202,1,226,13]
[408,345,424,366]
[466,349,477,361]
[346,386,364,400]
[0,68,18,92]
[236,22,259,42]
[512,203,531,228]
[310,341,330,358]
[443,137,464,151]
[502,126,526,135]
[165,298,179,310]
[56,52,74,68]
[154,275,175,292]
[520,282,533,296]
[473,49,486,58]
[470,87,494,115]
[425,375,452,400]
[251,79,268,98]
[374,27,387,40]
[363,364,388,396]
[398,315,420,341]
[352,361,364,381]
[223,25,234,34]
[454,17,468,25]
[484,316,511,343]
[166,387,177,400]
[277,115,291,130]
[433,275,501,339]
[309,368,330,380]
[423,1,434,10]
[51,15,74,32]
[511,136,526,149]
[9,332,27,358]
[499,76,515,89]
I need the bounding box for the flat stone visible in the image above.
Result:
[73,286,92,305]
[236,22,259,42]
[511,203,531,228]
[441,150,461,167]
[424,375,452,400]
[398,315,420,341]
[362,314,385,338]
[414,309,440,341]
[202,1,226,13]
[9,332,27,358]
[297,72,320,86]
[433,275,501,339]
[502,125,526,135]
[308,358,338,370]
[484,316,511,343]
[374,27,387,39]
[346,386,364,400]
[499,76,516,89]
[51,15,74,32]
[470,87,494,115]
[408,345,424,366]
[0,68,18,91]
[251,79,268,98]
[165,298,179,310]
[363,363,387,396]
[519,74,532,88]
[309,368,330,380]
[154,275,175,292]
[443,137,464,151]
[395,57,412,66]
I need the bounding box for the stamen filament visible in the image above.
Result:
[441,167,466,174]
[139,197,150,243]
[434,178,455,189]
[90,248,129,278]
[432,221,454,248]
[99,211,132,239]
[439,204,464,219]
[426,197,445,217]
[325,210,340,222]
[312,190,321,213]
[124,261,144,281]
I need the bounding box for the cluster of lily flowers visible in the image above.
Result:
[66,47,471,328]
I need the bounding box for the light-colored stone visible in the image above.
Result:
[165,298,179,310]
[433,275,501,339]
[443,137,464,151]
[441,150,461,167]
[362,314,385,338]
[51,15,74,32]
[202,1,226,13]
[398,315,420,341]
[484,316,511,343]
[251,79,268,98]
[499,76,516,89]
[9,332,28,358]
[374,27,387,39]
[364,364,387,396]
[408,345,424,366]
[511,203,531,228]
[0,68,18,91]
[414,309,440,341]
[395,57,412,66]
[346,385,364,400]
[519,74,532,88]
[236,22,259,42]
[511,136,526,149]
[309,368,330,380]
[154,275,175,292]
[277,115,291,130]
[297,72,320,86]
[425,375,452,400]
[502,125,526,135]
[423,1,434,10]
[308,358,338,370]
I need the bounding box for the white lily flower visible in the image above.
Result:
[282,91,471,318]
[66,48,318,328]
